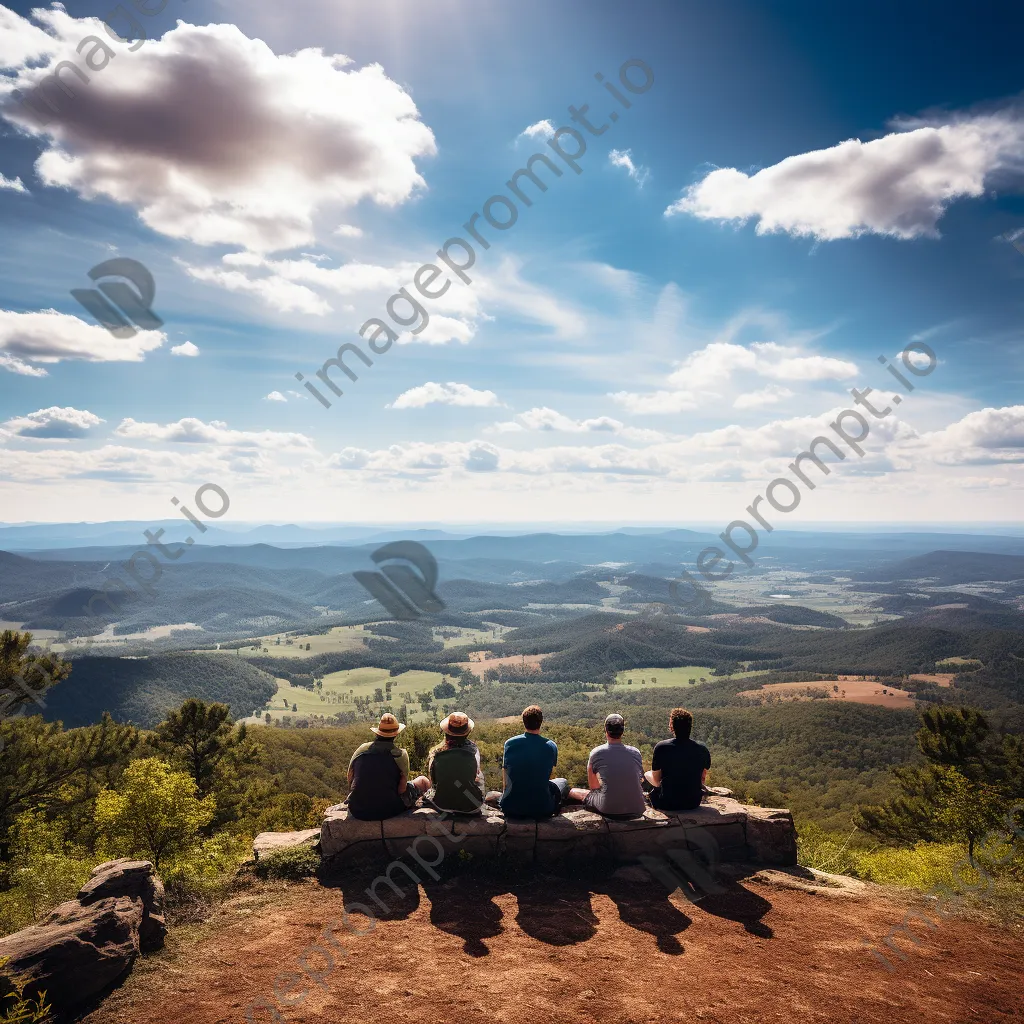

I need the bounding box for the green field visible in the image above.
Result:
[255,665,457,724]
[431,623,511,649]
[229,625,373,658]
[611,665,759,691]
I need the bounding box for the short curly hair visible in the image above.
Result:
[522,705,543,731]
[670,707,693,740]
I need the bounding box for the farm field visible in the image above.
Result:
[456,652,549,675]
[254,665,454,723]
[432,623,511,648]
[909,673,955,688]
[229,624,372,657]
[611,665,759,691]
[736,678,916,709]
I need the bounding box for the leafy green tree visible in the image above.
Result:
[433,680,456,699]
[95,758,215,869]
[0,631,70,717]
[858,706,1022,862]
[0,714,138,852]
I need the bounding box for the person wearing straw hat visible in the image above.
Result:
[345,712,430,820]
[426,712,486,814]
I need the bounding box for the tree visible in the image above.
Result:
[858,706,1022,863]
[373,688,385,703]
[433,680,456,699]
[0,630,71,717]
[264,713,271,725]
[95,758,214,869]
[152,700,241,798]
[292,703,298,713]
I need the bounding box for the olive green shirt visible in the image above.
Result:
[349,738,410,778]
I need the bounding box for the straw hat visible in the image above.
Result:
[439,711,474,737]
[371,712,405,738]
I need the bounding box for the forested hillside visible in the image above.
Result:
[43,655,278,728]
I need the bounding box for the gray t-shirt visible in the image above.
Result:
[584,742,646,817]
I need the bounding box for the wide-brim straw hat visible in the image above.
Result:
[439,712,474,737]
[371,713,405,738]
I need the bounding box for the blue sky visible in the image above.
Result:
[1,0,1023,524]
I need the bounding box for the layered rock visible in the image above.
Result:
[0,859,166,1018]
[317,795,797,868]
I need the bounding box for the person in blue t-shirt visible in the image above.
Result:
[486,705,568,818]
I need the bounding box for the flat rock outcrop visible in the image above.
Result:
[252,828,320,860]
[0,859,166,1018]
[317,795,797,868]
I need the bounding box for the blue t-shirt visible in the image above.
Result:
[500,733,558,818]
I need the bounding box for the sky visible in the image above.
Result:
[1,0,1024,526]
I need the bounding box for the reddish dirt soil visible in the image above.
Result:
[737,680,916,709]
[85,869,1024,1024]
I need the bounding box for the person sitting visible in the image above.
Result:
[345,713,430,820]
[568,713,646,819]
[426,712,486,814]
[645,707,711,811]
[485,704,568,818]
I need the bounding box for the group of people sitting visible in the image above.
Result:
[344,703,711,821]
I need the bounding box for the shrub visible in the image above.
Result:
[0,814,92,937]
[0,957,51,1024]
[253,845,321,881]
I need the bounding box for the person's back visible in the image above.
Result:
[497,705,567,819]
[346,714,430,820]
[348,738,405,820]
[584,739,646,818]
[429,713,485,814]
[648,707,711,811]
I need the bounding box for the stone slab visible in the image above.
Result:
[253,830,321,860]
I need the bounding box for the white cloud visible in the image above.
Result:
[170,341,200,357]
[0,172,27,193]
[3,406,104,439]
[733,384,795,409]
[667,112,1024,241]
[907,406,1024,464]
[518,119,555,142]
[0,4,56,66]
[397,316,477,346]
[114,417,314,450]
[609,148,649,187]
[264,391,287,402]
[0,308,165,375]
[0,15,436,251]
[333,224,364,238]
[389,382,500,409]
[609,389,700,415]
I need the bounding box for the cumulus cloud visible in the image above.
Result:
[170,341,199,357]
[263,391,287,402]
[333,224,363,238]
[0,172,26,193]
[518,119,555,142]
[611,341,856,414]
[667,112,1024,241]
[0,308,165,375]
[733,384,795,409]
[3,405,104,439]
[0,14,437,251]
[389,382,500,409]
[908,406,1024,464]
[114,417,314,450]
[609,148,649,187]
[396,316,477,346]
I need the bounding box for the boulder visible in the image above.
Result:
[0,896,142,1017]
[745,806,798,866]
[77,859,166,953]
[252,829,321,861]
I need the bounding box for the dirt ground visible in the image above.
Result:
[909,674,956,689]
[85,866,1024,1024]
[737,680,916,709]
